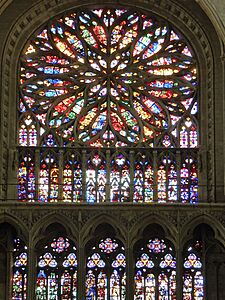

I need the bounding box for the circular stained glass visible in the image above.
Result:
[19,7,197,147]
[51,237,70,253]
[99,238,118,253]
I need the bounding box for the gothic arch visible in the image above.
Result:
[81,215,127,247]
[0,214,29,242]
[0,0,219,202]
[30,213,78,246]
[0,0,223,46]
[195,0,225,45]
[130,213,177,247]
[180,215,225,247]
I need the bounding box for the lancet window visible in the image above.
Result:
[86,237,126,300]
[18,7,198,203]
[12,239,27,300]
[36,236,77,299]
[134,237,176,299]
[183,240,204,300]
[63,151,82,202]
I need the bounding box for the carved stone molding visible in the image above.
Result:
[0,206,224,247]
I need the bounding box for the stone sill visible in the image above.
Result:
[0,201,224,210]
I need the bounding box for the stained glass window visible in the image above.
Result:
[39,150,59,202]
[86,151,106,203]
[134,152,154,203]
[18,150,35,201]
[12,239,27,300]
[36,236,77,299]
[86,237,126,299]
[110,152,130,202]
[157,152,178,202]
[134,238,176,299]
[18,6,199,203]
[63,151,82,202]
[181,152,198,203]
[183,241,204,300]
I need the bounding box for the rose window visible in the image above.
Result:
[19,8,197,148]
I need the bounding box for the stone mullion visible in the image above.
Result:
[0,249,7,299]
[77,245,85,300]
[77,212,85,300]
[106,149,111,202]
[35,149,40,202]
[176,247,183,300]
[125,246,134,300]
[206,260,217,300]
[198,149,207,203]
[57,269,62,300]
[222,55,225,199]
[27,244,37,300]
[176,150,181,202]
[82,150,87,202]
[7,148,18,201]
[176,211,183,300]
[129,150,134,202]
[107,269,111,300]
[58,149,64,202]
[202,238,207,300]
[6,236,13,300]
[155,270,159,299]
[6,252,13,300]
[153,150,158,202]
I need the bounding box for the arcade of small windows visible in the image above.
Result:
[18,7,198,203]
[11,233,204,299]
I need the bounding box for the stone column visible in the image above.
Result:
[176,211,183,300]
[0,249,7,300]
[7,148,18,201]
[218,262,225,300]
[5,230,14,300]
[77,244,85,300]
[206,260,218,300]
[198,149,207,202]
[221,55,225,197]
[6,248,13,300]
[175,247,183,300]
[125,246,134,300]
[78,213,85,300]
[27,245,37,299]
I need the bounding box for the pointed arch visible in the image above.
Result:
[30,213,79,246]
[80,215,127,247]
[130,215,178,247]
